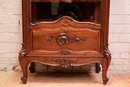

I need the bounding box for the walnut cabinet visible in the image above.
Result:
[19,0,111,85]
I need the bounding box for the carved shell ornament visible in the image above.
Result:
[58,16,76,27]
[62,21,70,26]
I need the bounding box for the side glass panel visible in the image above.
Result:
[31,0,101,24]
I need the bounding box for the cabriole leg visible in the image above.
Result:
[102,57,111,85]
[19,43,28,84]
[19,58,28,84]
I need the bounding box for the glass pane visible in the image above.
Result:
[31,0,101,24]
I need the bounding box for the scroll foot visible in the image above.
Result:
[21,76,27,84]
[103,77,109,85]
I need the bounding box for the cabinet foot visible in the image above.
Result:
[21,76,27,84]
[103,77,109,85]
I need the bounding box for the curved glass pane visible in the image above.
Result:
[31,0,101,24]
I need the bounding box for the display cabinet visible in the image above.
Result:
[19,0,111,85]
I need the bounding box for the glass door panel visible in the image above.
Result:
[31,0,101,24]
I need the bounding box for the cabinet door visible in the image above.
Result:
[29,0,103,57]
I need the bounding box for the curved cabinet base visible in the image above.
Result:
[19,53,111,85]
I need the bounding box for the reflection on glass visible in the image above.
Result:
[57,0,83,21]
[31,0,101,23]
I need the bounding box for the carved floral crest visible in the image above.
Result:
[56,59,77,68]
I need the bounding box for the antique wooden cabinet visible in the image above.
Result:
[19,0,111,85]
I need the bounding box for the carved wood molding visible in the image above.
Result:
[46,31,84,45]
[61,49,71,55]
[104,44,111,59]
[56,59,77,68]
[31,16,101,30]
[19,43,26,58]
[62,19,70,26]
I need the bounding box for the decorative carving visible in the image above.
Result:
[62,21,70,26]
[47,31,84,45]
[56,59,77,68]
[19,43,26,58]
[61,49,71,55]
[46,35,55,42]
[57,31,69,45]
[104,44,111,59]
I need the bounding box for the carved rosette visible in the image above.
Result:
[104,44,111,59]
[19,43,26,59]
[56,59,77,68]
